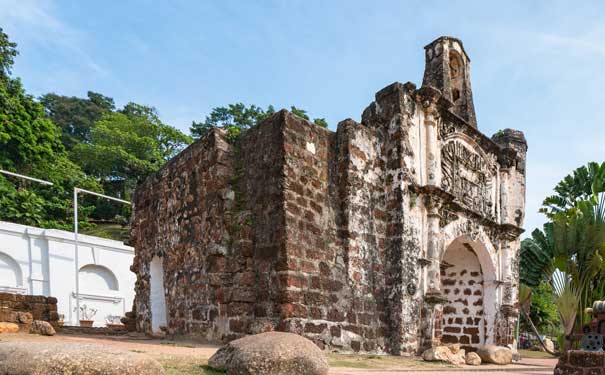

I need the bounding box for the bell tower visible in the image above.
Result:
[422,36,477,128]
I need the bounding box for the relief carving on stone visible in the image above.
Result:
[441,140,496,220]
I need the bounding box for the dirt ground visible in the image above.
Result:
[0,333,557,375]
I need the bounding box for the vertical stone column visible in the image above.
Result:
[426,201,442,292]
[419,89,443,293]
[424,101,440,187]
[500,241,512,306]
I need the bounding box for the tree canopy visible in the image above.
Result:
[73,103,192,197]
[40,91,115,150]
[0,27,17,80]
[190,103,328,139]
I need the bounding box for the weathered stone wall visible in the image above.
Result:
[0,292,59,327]
[131,129,236,337]
[131,36,527,355]
[555,351,605,375]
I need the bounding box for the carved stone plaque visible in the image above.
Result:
[441,140,495,219]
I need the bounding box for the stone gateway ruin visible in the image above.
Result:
[130,36,527,355]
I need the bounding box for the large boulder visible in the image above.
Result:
[0,341,165,374]
[465,351,481,366]
[422,345,466,365]
[0,322,19,334]
[208,332,329,375]
[29,320,56,336]
[476,345,512,365]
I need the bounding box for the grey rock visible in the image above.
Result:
[0,341,165,374]
[465,351,481,365]
[29,320,55,336]
[422,345,465,365]
[208,331,329,375]
[476,345,512,365]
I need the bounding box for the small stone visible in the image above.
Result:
[30,320,56,336]
[465,351,481,365]
[0,322,19,334]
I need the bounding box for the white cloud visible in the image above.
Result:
[533,32,605,56]
[0,0,110,77]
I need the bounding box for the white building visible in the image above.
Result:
[0,221,135,326]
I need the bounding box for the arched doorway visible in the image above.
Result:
[149,256,167,334]
[440,236,493,348]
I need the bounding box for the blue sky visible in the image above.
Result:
[2,0,605,236]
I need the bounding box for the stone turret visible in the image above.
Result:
[492,128,528,167]
[422,36,477,128]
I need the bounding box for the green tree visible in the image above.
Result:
[73,103,192,200]
[40,91,115,150]
[0,27,17,81]
[541,162,605,218]
[520,224,555,287]
[521,162,605,351]
[526,282,559,332]
[190,103,328,139]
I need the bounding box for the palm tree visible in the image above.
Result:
[520,224,555,287]
[541,161,605,219]
[521,162,605,351]
[551,195,605,330]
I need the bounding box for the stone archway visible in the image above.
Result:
[440,236,496,348]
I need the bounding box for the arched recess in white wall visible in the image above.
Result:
[79,264,119,294]
[0,252,23,289]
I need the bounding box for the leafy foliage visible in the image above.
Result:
[190,103,327,139]
[73,103,192,202]
[520,224,555,287]
[528,282,560,332]
[0,27,17,80]
[521,161,605,348]
[541,162,605,218]
[40,91,115,150]
[551,195,605,329]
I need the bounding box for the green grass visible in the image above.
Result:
[81,223,129,241]
[156,356,225,375]
[327,353,457,369]
[160,341,197,348]
[518,349,558,359]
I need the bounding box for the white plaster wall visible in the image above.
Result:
[0,221,135,326]
[149,256,167,333]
